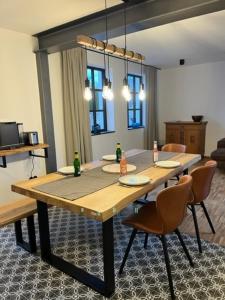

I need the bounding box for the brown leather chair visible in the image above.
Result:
[162,143,187,188]
[119,175,194,300]
[162,143,186,153]
[188,160,217,253]
[137,144,187,204]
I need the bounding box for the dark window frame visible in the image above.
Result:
[127,74,143,129]
[87,66,107,133]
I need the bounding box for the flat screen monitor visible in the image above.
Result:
[0,122,21,149]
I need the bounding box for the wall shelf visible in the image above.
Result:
[0,143,49,168]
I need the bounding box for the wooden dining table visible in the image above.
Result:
[11,149,201,298]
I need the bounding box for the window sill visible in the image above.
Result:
[128,126,145,130]
[91,130,115,136]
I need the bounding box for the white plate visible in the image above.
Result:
[119,175,150,186]
[102,164,136,174]
[58,166,84,175]
[155,160,181,168]
[102,154,116,161]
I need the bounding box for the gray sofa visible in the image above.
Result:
[211,138,225,167]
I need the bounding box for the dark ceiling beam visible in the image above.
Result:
[35,0,225,53]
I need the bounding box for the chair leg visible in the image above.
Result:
[190,205,202,253]
[119,229,137,275]
[200,202,215,234]
[144,193,148,200]
[161,235,176,300]
[174,229,194,267]
[164,181,168,188]
[144,233,148,249]
[176,175,180,181]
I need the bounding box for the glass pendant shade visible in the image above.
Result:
[102,78,109,99]
[139,82,146,101]
[84,78,92,101]
[122,78,131,101]
[107,80,114,101]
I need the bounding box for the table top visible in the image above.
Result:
[11,149,201,222]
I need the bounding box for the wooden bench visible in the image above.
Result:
[0,198,37,253]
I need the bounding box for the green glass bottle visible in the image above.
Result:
[116,143,122,163]
[73,151,81,177]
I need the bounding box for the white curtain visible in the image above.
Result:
[61,48,93,164]
[144,66,158,149]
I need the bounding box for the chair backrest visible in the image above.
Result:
[162,143,186,153]
[156,175,193,234]
[190,160,217,204]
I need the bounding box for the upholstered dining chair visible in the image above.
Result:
[137,143,187,205]
[162,143,187,188]
[188,160,217,253]
[119,175,194,300]
[161,143,187,153]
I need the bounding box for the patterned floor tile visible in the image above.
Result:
[0,206,225,299]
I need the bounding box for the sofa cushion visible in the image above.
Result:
[211,148,225,161]
[217,138,225,149]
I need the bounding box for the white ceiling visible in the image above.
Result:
[0,0,122,35]
[0,1,225,68]
[110,10,225,68]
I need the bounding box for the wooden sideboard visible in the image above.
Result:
[165,121,207,156]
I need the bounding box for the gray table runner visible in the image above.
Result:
[34,151,176,201]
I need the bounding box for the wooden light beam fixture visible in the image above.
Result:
[77,35,145,63]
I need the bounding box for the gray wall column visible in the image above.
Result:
[36,51,57,173]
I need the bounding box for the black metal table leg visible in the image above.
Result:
[102,218,115,297]
[37,200,52,260]
[36,200,115,298]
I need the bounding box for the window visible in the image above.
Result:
[127,74,143,129]
[87,66,107,134]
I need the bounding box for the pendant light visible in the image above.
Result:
[139,59,146,101]
[83,46,92,101]
[102,0,114,101]
[122,2,131,102]
[107,78,114,101]
[102,70,109,99]
[84,78,92,101]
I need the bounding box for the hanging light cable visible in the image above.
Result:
[122,2,131,102]
[106,0,114,101]
[107,53,114,101]
[102,0,112,100]
[83,46,92,101]
[139,59,146,101]
[102,45,109,99]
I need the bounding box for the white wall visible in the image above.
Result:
[49,51,145,167]
[157,61,225,156]
[0,28,45,204]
